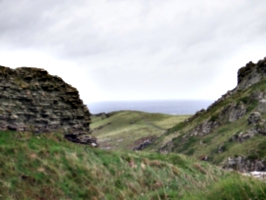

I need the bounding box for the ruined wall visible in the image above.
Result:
[0,66,91,135]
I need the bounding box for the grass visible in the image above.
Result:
[2,130,266,199]
[90,111,189,150]
[147,78,266,166]
[183,173,266,200]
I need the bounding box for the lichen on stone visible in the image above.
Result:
[0,65,97,146]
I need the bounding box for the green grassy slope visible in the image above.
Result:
[91,111,189,150]
[149,79,266,165]
[1,130,266,200]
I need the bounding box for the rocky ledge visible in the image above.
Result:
[237,57,266,90]
[0,65,97,146]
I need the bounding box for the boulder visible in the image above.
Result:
[191,120,219,136]
[248,112,262,125]
[219,102,246,123]
[223,156,266,172]
[258,99,266,114]
[238,129,257,141]
[64,134,98,147]
[133,139,152,151]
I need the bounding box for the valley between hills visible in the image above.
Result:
[90,111,189,151]
[1,58,266,199]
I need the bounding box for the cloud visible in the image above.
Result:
[0,0,266,102]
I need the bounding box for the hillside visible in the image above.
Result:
[3,61,266,199]
[1,130,266,200]
[91,111,189,150]
[148,57,266,171]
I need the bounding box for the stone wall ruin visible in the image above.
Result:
[0,66,91,137]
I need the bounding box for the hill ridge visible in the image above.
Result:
[148,56,266,172]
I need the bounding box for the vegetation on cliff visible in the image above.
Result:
[148,57,266,171]
[1,130,266,200]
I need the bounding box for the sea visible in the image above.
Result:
[87,100,214,115]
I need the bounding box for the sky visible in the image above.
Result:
[0,0,266,103]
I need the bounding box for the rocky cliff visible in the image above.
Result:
[237,57,266,90]
[185,57,266,137]
[0,65,96,145]
[147,56,266,172]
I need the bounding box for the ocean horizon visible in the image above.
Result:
[87,100,214,115]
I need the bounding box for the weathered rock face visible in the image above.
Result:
[0,66,91,137]
[248,112,262,125]
[189,102,246,137]
[181,58,266,134]
[133,139,152,151]
[237,57,266,90]
[190,120,219,136]
[223,156,266,172]
[196,58,266,121]
[258,99,266,113]
[228,111,266,144]
[219,102,246,123]
[230,129,258,143]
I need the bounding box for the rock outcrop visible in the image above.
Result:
[133,139,152,151]
[248,112,262,125]
[237,57,266,90]
[177,58,266,138]
[258,99,266,113]
[0,65,96,146]
[219,102,246,123]
[190,120,219,136]
[223,156,266,172]
[189,102,246,137]
[196,57,266,119]
[157,57,266,159]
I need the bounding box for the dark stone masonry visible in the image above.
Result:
[0,65,96,146]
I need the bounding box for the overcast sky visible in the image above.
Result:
[0,0,266,103]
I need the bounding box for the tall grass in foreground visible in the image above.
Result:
[185,174,266,200]
[0,131,266,199]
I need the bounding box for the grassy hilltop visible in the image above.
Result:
[91,111,189,150]
[1,130,266,199]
